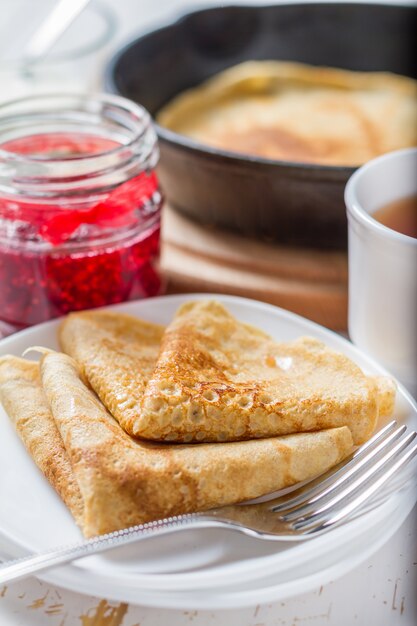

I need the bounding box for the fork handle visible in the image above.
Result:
[0,514,218,586]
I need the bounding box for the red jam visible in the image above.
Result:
[0,130,163,333]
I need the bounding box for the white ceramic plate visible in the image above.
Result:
[0,294,416,609]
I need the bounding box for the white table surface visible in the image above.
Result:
[0,1,416,624]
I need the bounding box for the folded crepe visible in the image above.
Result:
[0,356,84,525]
[61,302,394,445]
[157,60,417,166]
[0,352,354,537]
[59,310,164,435]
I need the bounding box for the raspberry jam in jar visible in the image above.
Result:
[0,94,163,335]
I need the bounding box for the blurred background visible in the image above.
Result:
[0,0,413,101]
[0,0,415,338]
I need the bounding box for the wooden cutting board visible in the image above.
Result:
[161,206,348,330]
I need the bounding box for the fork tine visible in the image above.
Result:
[271,420,398,514]
[338,464,416,523]
[281,423,406,521]
[301,437,417,535]
[292,431,417,531]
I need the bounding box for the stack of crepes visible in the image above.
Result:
[0,300,396,538]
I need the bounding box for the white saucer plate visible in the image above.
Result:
[0,294,415,609]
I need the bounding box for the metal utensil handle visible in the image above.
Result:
[0,513,210,586]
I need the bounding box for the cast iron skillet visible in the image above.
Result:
[105,3,416,249]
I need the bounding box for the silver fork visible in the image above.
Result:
[1,420,416,585]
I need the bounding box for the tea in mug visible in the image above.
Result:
[372,195,417,239]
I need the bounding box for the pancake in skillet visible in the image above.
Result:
[157,61,417,166]
[0,352,354,537]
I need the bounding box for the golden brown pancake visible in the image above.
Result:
[157,61,417,166]
[60,302,395,446]
[137,301,394,444]
[0,356,84,526]
[0,352,354,537]
[59,310,164,436]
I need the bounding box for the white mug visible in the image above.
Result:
[345,148,417,398]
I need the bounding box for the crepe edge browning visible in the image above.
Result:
[0,350,354,538]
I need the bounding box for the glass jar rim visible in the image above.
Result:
[0,92,159,199]
[0,92,152,163]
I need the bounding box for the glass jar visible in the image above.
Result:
[0,94,163,335]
